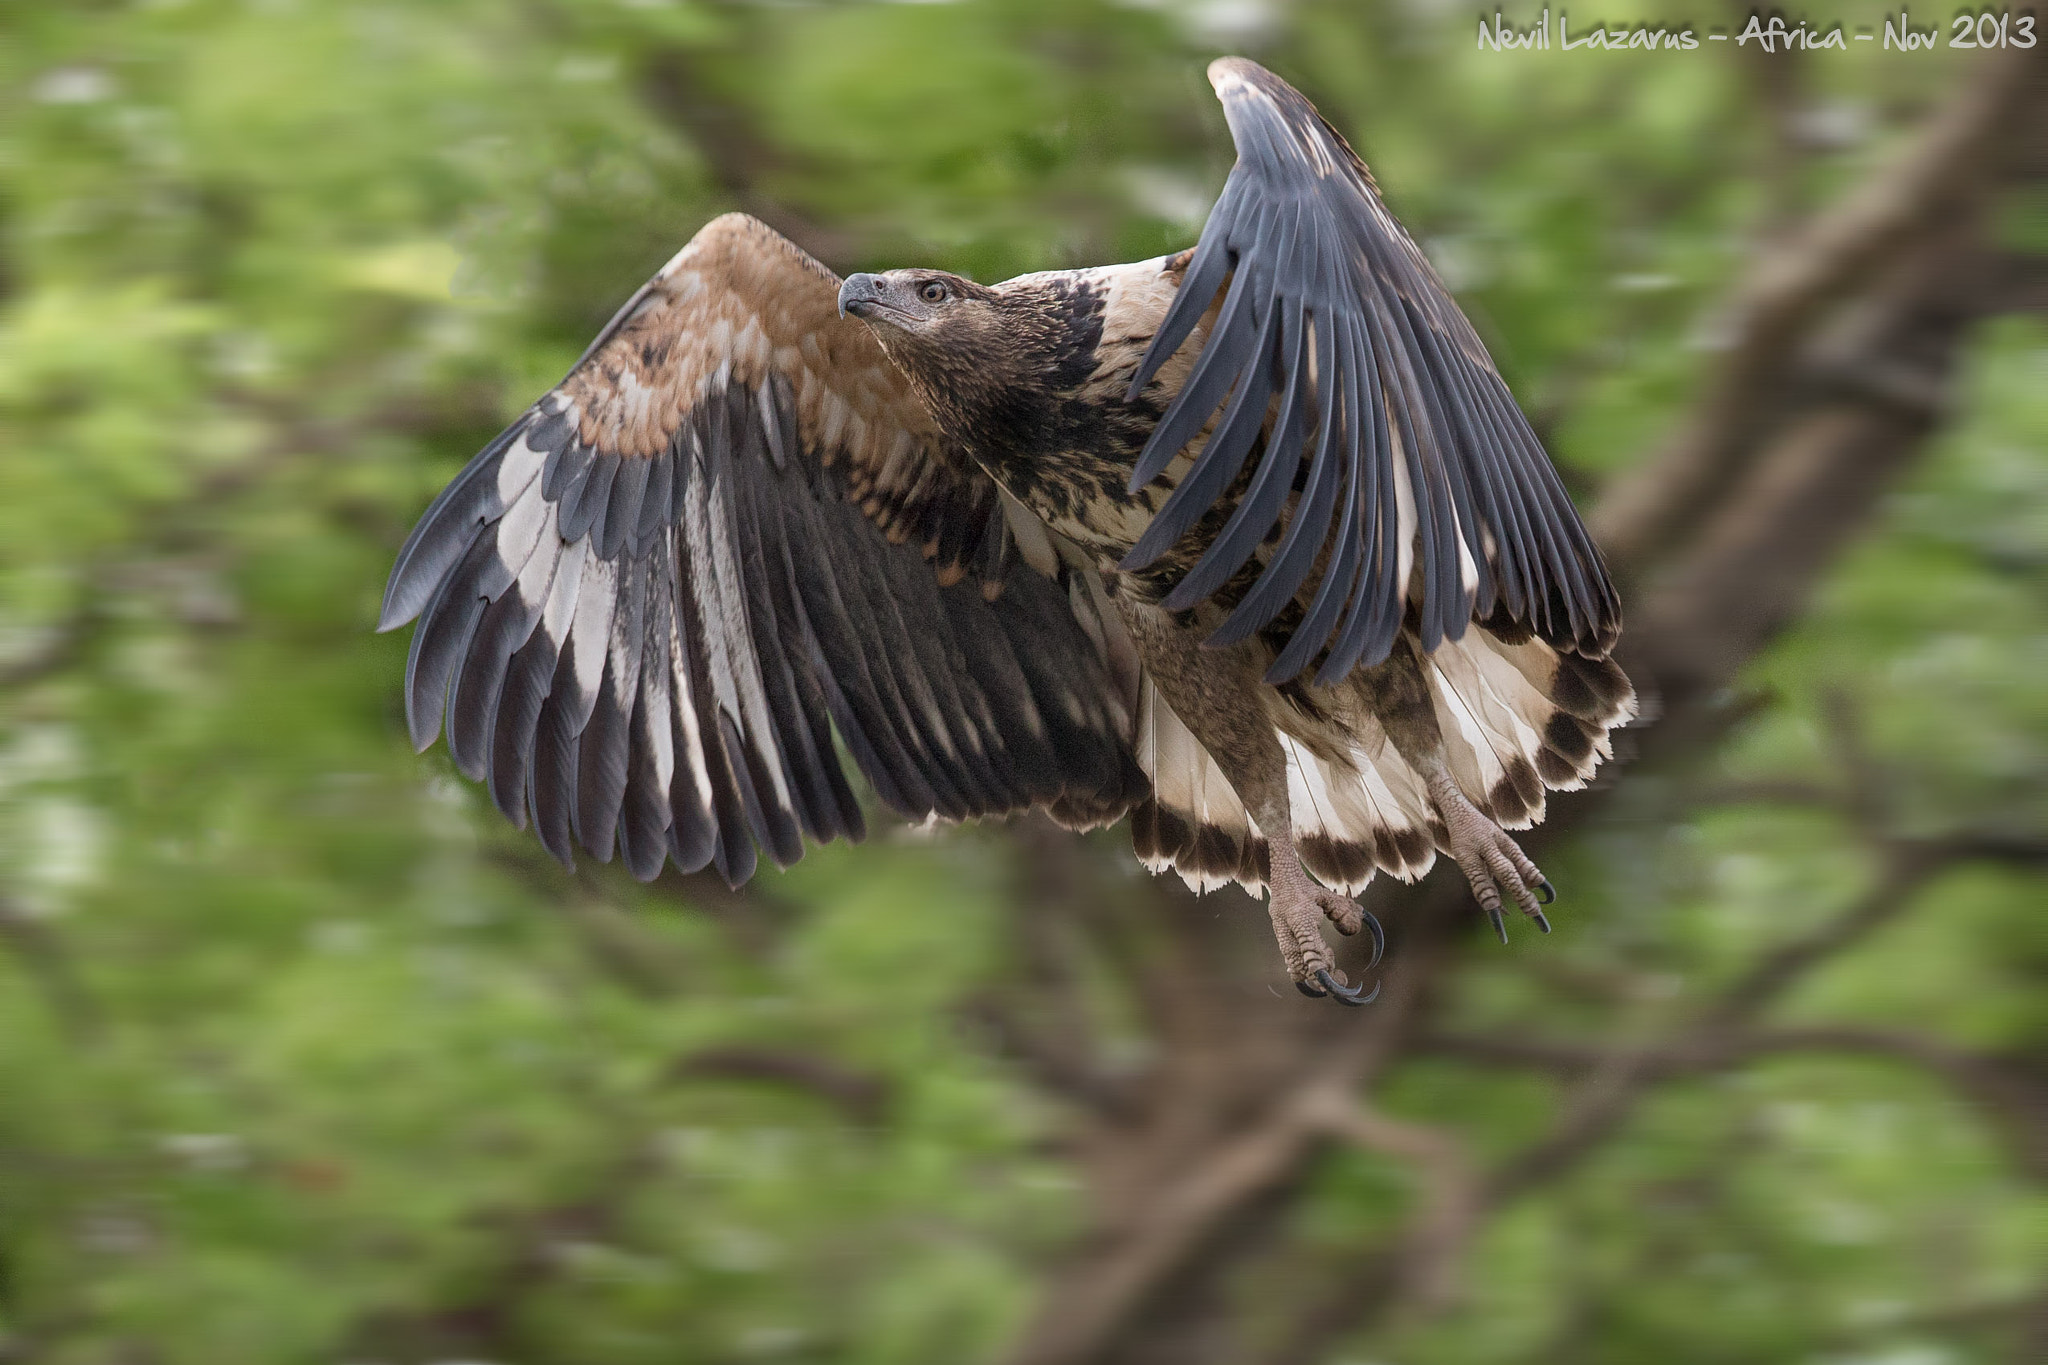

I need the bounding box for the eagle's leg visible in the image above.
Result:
[1113,593,1377,1003]
[1361,638,1554,942]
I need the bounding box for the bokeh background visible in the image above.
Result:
[2,2,2043,1362]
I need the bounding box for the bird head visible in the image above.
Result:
[839,268,1101,451]
[838,270,998,346]
[838,269,1026,412]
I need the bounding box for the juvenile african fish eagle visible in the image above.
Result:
[381,59,1634,1003]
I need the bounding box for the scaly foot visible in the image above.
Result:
[1427,771,1554,944]
[1266,858,1384,1006]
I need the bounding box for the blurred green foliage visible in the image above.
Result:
[0,1,2041,1362]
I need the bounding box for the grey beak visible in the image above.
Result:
[838,273,881,319]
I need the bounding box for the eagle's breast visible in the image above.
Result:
[960,257,1218,575]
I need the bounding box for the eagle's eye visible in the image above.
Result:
[918,280,950,304]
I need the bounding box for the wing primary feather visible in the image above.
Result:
[379,415,532,631]
[869,544,1013,813]
[1434,347,1536,622]
[1123,244,1263,499]
[1371,319,1443,654]
[831,506,977,817]
[644,448,678,549]
[1135,62,1623,667]
[572,553,647,860]
[1167,295,1308,610]
[449,535,559,782]
[790,500,945,816]
[1319,305,1404,681]
[1474,376,1597,644]
[617,565,680,881]
[1460,372,1546,626]
[1127,182,1242,401]
[710,711,765,888]
[542,436,592,505]
[725,443,830,859]
[558,452,619,546]
[616,675,669,881]
[1210,306,1343,649]
[704,396,808,864]
[490,619,561,826]
[1376,294,1463,652]
[1134,293,1280,574]
[664,681,720,875]
[1392,295,1489,630]
[572,655,627,863]
[1268,311,1371,682]
[669,525,754,879]
[530,652,583,867]
[400,522,489,749]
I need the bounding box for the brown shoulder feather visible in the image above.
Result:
[559,212,991,572]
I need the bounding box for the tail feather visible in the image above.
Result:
[1425,628,1635,824]
[1280,731,1436,890]
[1127,625,1634,899]
[1132,677,1262,891]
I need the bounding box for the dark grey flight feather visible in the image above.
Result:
[381,214,1147,888]
[1123,57,1620,683]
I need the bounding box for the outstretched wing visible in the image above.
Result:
[381,213,1146,886]
[1121,58,1620,685]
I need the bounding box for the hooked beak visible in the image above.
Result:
[838,273,919,326]
[838,273,882,320]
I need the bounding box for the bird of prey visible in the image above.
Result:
[380,59,1634,1003]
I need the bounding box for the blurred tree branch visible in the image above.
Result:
[1590,41,2037,579]
[0,892,99,1042]
[671,1046,892,1126]
[641,44,876,266]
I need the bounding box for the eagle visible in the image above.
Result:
[380,59,1633,1004]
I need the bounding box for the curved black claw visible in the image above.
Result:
[1361,909,1386,970]
[1531,909,1553,935]
[1295,977,1330,999]
[1535,879,1556,906]
[1315,968,1377,1006]
[1484,902,1509,946]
